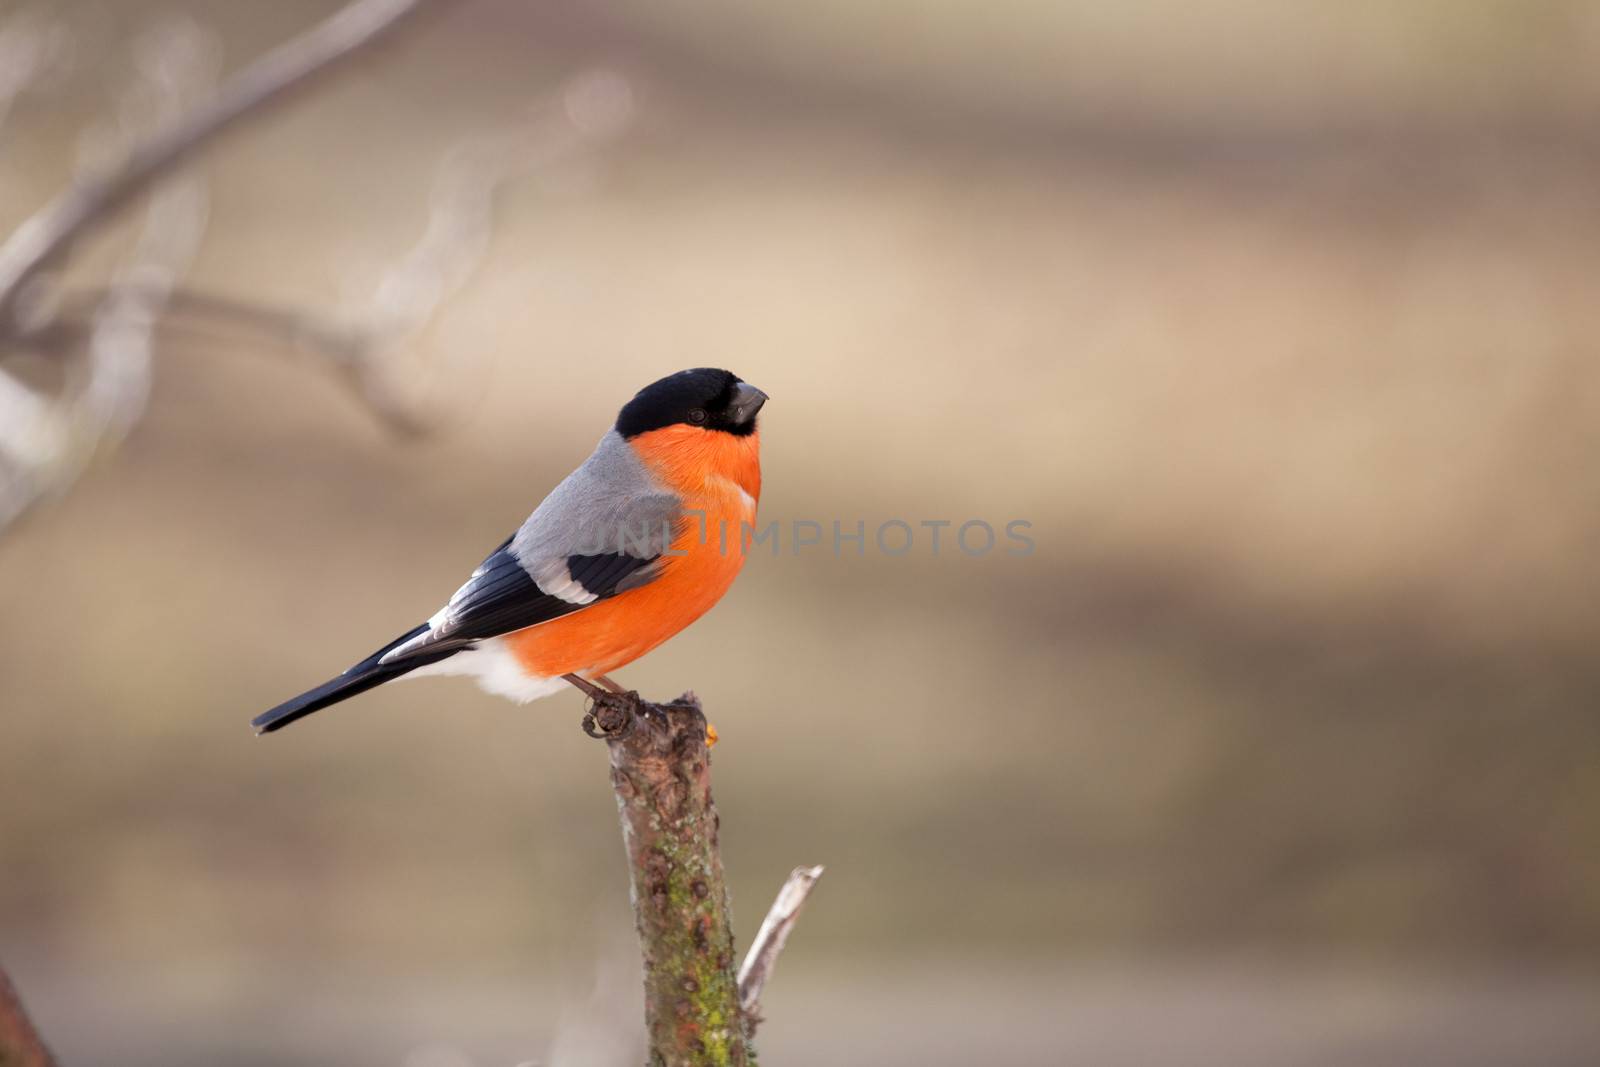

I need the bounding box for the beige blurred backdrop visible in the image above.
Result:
[3,1,1600,1064]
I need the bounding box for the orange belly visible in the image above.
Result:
[505,485,755,678]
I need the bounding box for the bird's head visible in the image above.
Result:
[615,368,767,439]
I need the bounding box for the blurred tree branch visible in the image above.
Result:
[0,962,53,1067]
[0,0,630,534]
[0,0,448,532]
[34,285,429,437]
[23,73,631,447]
[0,0,442,331]
[583,689,822,1065]
[0,14,214,530]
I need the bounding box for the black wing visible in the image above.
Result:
[378,540,662,663]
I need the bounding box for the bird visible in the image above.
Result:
[252,368,766,734]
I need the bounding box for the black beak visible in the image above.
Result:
[729,381,768,424]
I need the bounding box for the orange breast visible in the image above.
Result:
[506,428,760,679]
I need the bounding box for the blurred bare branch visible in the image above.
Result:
[35,285,420,436]
[0,16,214,529]
[28,67,636,442]
[76,18,214,443]
[0,0,441,332]
[0,0,457,533]
[737,864,825,1032]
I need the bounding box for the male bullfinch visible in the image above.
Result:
[252,368,766,733]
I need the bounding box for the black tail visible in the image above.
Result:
[252,624,455,734]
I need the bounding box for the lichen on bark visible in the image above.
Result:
[598,691,752,1066]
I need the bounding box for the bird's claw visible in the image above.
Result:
[581,690,641,740]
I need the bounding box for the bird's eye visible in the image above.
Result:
[688,408,708,425]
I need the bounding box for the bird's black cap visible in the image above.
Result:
[615,368,767,439]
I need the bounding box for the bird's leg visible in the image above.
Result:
[591,673,630,694]
[563,673,608,701]
[567,673,640,739]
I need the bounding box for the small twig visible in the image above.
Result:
[0,0,444,331]
[737,864,825,1031]
[0,961,55,1067]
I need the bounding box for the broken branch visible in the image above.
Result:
[737,864,825,1032]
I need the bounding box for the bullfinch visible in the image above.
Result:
[252,368,766,733]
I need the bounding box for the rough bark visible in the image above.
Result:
[0,964,53,1067]
[587,691,750,1067]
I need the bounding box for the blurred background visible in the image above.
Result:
[3,1,1600,1064]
